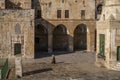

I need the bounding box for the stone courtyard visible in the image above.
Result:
[0,0,120,79]
[8,51,120,80]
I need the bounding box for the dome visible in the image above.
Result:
[105,0,120,6]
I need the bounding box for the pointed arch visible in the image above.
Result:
[53,24,68,51]
[74,24,87,51]
[53,24,67,35]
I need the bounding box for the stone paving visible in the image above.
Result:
[8,51,120,80]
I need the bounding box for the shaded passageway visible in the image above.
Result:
[74,24,87,51]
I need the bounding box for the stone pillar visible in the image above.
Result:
[15,55,22,78]
[48,33,53,53]
[47,25,53,53]
[105,29,111,69]
[87,31,91,52]
[110,29,116,61]
[68,35,74,52]
[96,30,99,62]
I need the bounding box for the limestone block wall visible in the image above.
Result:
[96,0,104,5]
[96,21,120,69]
[109,21,120,61]
[39,0,95,20]
[96,21,111,68]
[0,0,5,9]
[100,6,120,21]
[34,0,96,52]
[105,0,120,6]
[0,9,34,58]
[6,0,31,9]
[96,0,120,70]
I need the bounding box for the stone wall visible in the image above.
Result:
[6,0,31,9]
[96,21,111,68]
[105,0,120,6]
[34,0,96,53]
[0,0,5,9]
[39,0,95,20]
[0,9,34,58]
[96,0,120,70]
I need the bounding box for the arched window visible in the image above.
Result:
[62,0,64,3]
[97,4,103,14]
[15,23,21,34]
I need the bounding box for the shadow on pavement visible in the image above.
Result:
[23,68,53,76]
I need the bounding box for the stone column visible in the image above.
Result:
[87,31,91,52]
[68,35,74,52]
[110,29,116,61]
[48,29,53,53]
[96,30,100,62]
[105,29,110,69]
[47,24,53,54]
[15,55,22,78]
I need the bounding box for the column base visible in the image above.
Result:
[48,48,53,53]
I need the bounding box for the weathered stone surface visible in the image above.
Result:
[0,0,103,58]
[15,56,22,78]
[96,0,120,70]
[6,0,31,9]
[0,9,34,58]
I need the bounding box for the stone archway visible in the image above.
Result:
[74,24,87,51]
[35,24,48,52]
[53,24,68,51]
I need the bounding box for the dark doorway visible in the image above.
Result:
[35,24,48,52]
[53,24,68,51]
[74,24,87,51]
[14,43,21,55]
[117,46,120,61]
[99,34,105,56]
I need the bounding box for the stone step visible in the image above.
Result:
[113,65,120,68]
[112,67,120,69]
[116,64,120,66]
[112,68,120,71]
[112,63,120,71]
[112,66,120,69]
